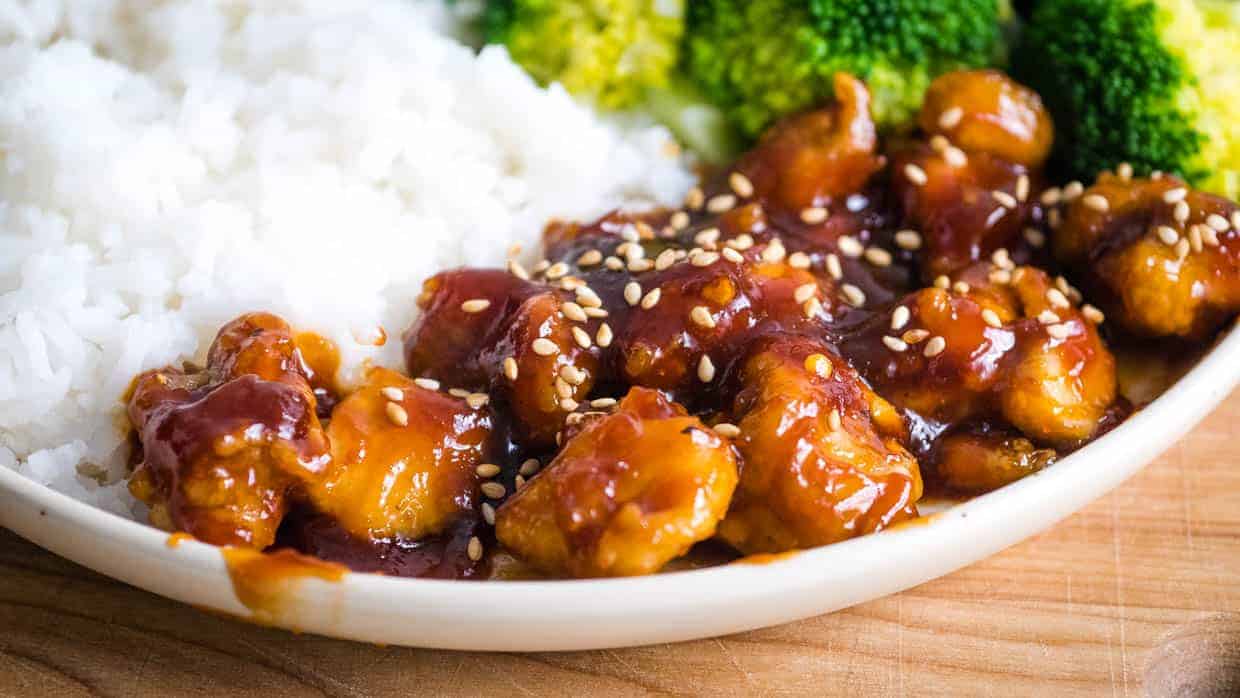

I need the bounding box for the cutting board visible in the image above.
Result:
[2,389,1239,696]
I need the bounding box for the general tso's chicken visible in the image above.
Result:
[934,427,1057,494]
[305,367,494,541]
[734,73,884,214]
[717,336,922,554]
[919,69,1054,168]
[894,70,1054,280]
[1053,173,1240,339]
[127,313,332,548]
[404,268,598,447]
[494,387,738,577]
[841,263,1117,449]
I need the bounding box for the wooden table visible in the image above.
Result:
[3,391,1239,697]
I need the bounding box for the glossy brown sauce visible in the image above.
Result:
[734,550,801,566]
[222,546,347,620]
[165,532,194,548]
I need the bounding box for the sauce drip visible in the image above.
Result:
[221,546,347,621]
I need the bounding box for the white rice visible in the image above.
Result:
[0,1,693,517]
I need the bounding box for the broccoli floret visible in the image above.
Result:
[483,0,685,110]
[1014,0,1240,198]
[685,0,1010,138]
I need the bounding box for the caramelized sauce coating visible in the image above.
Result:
[1054,174,1240,339]
[127,313,331,548]
[306,367,493,541]
[718,336,921,554]
[935,427,1056,493]
[494,387,738,577]
[841,264,1117,449]
[919,70,1054,168]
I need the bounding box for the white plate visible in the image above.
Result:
[2,323,1238,651]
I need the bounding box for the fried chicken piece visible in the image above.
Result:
[841,263,1117,448]
[127,313,331,548]
[305,367,493,541]
[934,427,1056,493]
[404,268,598,448]
[494,387,738,577]
[717,336,922,554]
[919,69,1054,168]
[1053,173,1240,339]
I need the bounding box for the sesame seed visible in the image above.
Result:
[461,298,491,313]
[722,247,744,263]
[596,323,613,347]
[695,228,721,247]
[1046,288,1070,309]
[508,259,530,280]
[1152,170,1164,180]
[691,305,717,329]
[706,193,737,213]
[685,187,705,210]
[1040,188,1063,207]
[1163,187,1188,204]
[713,423,741,438]
[635,221,656,241]
[624,282,642,306]
[982,308,1003,328]
[993,190,1018,209]
[1202,225,1220,247]
[502,357,519,381]
[691,251,721,267]
[930,134,949,152]
[653,249,677,271]
[628,258,653,273]
[640,288,661,309]
[576,249,603,267]
[938,106,963,130]
[904,163,928,186]
[1037,310,1060,325]
[1024,228,1046,248]
[794,283,818,304]
[560,398,579,411]
[788,251,811,269]
[520,458,541,476]
[1188,224,1204,253]
[953,281,971,294]
[604,256,624,271]
[1117,162,1133,181]
[882,336,908,352]
[532,338,559,356]
[806,353,833,378]
[451,388,474,399]
[846,194,869,212]
[380,386,403,401]
[1157,225,1179,245]
[585,307,609,319]
[991,248,1014,270]
[761,239,786,263]
[1046,323,1072,340]
[467,536,483,562]
[561,302,587,323]
[476,463,501,478]
[864,247,893,267]
[481,481,506,499]
[989,268,1012,285]
[559,365,585,386]
[801,206,829,224]
[1016,175,1031,202]
[1175,238,1190,259]
[895,230,922,250]
[838,236,864,258]
[902,329,930,344]
[467,393,489,409]
[481,502,496,525]
[1232,211,1240,231]
[729,234,755,250]
[1174,200,1190,224]
[825,253,843,280]
[414,377,440,391]
[923,336,947,357]
[828,408,843,432]
[1063,182,1084,200]
[1207,214,1231,233]
[1082,194,1109,212]
[385,401,409,427]
[841,284,866,307]
[620,226,640,243]
[621,242,645,261]
[1082,305,1105,324]
[697,355,716,382]
[802,297,823,319]
[891,305,910,331]
[571,326,592,349]
[670,211,691,230]
[944,146,968,168]
[729,172,754,198]
[558,277,583,291]
[554,377,572,399]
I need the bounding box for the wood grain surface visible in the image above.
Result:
[2,389,1239,697]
